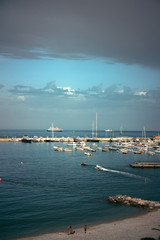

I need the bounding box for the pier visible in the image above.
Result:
[130,162,160,168]
[0,137,123,142]
[107,195,160,209]
[0,135,159,142]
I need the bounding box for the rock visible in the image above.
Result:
[106,195,160,209]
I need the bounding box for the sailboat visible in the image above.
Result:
[105,129,112,132]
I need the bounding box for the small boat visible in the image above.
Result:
[102,148,109,152]
[91,148,96,152]
[53,146,63,151]
[147,151,155,155]
[81,162,87,166]
[119,149,128,154]
[21,135,32,143]
[10,137,19,142]
[32,136,40,142]
[63,148,72,152]
[75,146,84,151]
[105,129,112,132]
[84,152,91,156]
[133,150,143,154]
[97,147,102,150]
[66,142,77,147]
[96,165,104,170]
[45,137,50,142]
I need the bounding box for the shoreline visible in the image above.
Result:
[15,209,160,240]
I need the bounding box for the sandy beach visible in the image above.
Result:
[16,209,160,240]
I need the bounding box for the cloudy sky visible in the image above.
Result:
[0,0,160,130]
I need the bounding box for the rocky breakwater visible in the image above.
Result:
[107,195,160,210]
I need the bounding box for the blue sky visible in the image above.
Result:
[0,0,160,130]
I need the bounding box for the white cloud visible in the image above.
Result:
[57,86,75,95]
[134,91,147,96]
[17,96,25,101]
[44,89,54,93]
[117,89,124,94]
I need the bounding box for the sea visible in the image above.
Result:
[0,130,160,240]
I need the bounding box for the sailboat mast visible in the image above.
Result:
[92,120,94,138]
[52,122,54,138]
[96,112,98,138]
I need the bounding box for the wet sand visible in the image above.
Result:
[16,209,160,240]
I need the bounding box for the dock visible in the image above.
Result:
[0,137,113,142]
[130,162,160,168]
[0,134,159,143]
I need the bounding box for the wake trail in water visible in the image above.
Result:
[95,165,150,183]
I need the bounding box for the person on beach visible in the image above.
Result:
[84,225,87,233]
[70,226,75,234]
[67,226,70,235]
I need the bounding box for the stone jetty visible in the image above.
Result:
[107,195,160,209]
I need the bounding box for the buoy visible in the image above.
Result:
[0,178,2,182]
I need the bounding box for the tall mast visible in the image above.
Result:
[120,125,123,135]
[96,112,98,138]
[92,120,94,138]
[52,122,54,139]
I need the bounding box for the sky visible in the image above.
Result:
[0,0,160,131]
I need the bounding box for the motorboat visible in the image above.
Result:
[105,129,112,132]
[96,165,104,170]
[63,148,72,152]
[32,136,40,142]
[53,146,63,151]
[84,152,91,156]
[21,135,32,143]
[10,137,19,142]
[81,162,87,166]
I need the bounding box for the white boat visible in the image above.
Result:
[53,145,63,151]
[47,126,63,132]
[84,152,91,156]
[96,165,104,170]
[66,142,77,147]
[155,148,160,153]
[63,148,72,152]
[105,129,112,132]
[21,135,32,143]
[147,151,155,155]
[32,136,40,142]
[10,137,19,142]
[75,146,84,151]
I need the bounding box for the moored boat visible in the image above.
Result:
[21,135,32,143]
[63,148,72,152]
[84,152,91,156]
[105,129,112,132]
[10,137,19,142]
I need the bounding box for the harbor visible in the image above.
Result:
[0,129,160,240]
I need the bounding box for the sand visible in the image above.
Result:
[16,209,160,240]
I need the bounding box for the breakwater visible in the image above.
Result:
[0,135,159,142]
[107,195,160,209]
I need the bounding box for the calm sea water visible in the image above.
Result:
[0,130,160,240]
